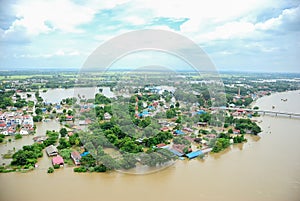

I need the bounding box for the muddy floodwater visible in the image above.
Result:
[1,91,300,201]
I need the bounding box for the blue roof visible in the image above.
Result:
[197,110,206,115]
[80,151,89,157]
[174,130,185,135]
[139,111,150,117]
[186,150,203,159]
[148,106,155,110]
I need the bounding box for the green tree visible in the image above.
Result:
[166,108,176,118]
[94,164,107,172]
[35,108,42,115]
[47,167,54,173]
[33,115,43,122]
[59,128,68,137]
[57,138,70,149]
[67,110,74,116]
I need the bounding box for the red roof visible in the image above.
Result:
[52,155,64,165]
[160,127,169,131]
[156,143,166,148]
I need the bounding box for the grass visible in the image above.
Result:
[2,153,13,159]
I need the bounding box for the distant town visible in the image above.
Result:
[0,70,299,173]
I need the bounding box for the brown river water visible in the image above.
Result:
[0,90,300,201]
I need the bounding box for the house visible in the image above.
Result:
[197,122,207,127]
[184,136,195,143]
[20,129,29,135]
[33,136,47,143]
[194,138,202,143]
[201,148,212,154]
[104,112,112,120]
[45,145,58,156]
[186,150,203,159]
[174,130,185,135]
[70,151,81,166]
[172,144,191,154]
[78,120,87,125]
[80,151,89,157]
[7,127,15,134]
[206,134,217,139]
[52,155,64,166]
[139,110,150,118]
[196,110,206,115]
[67,131,74,136]
[66,116,74,121]
[156,143,166,148]
[1,130,8,135]
[148,105,155,110]
[160,127,170,132]
[168,148,185,157]
[0,121,6,129]
[232,111,239,116]
[183,127,193,132]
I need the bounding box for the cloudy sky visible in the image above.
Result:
[0,0,299,72]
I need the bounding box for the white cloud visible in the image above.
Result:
[15,49,82,58]
[198,21,255,41]
[12,0,96,35]
[1,0,129,41]
[1,0,299,72]
[123,16,146,25]
[255,5,300,31]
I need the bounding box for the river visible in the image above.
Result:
[0,91,300,201]
[39,87,114,104]
[0,120,61,165]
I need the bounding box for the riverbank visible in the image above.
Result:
[253,89,300,113]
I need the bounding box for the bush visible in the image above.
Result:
[15,134,22,140]
[53,164,60,169]
[88,167,95,172]
[47,167,54,173]
[94,164,107,172]
[73,166,87,173]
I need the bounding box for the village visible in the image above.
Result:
[0,83,261,173]
[1,71,297,173]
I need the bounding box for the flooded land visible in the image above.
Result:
[1,90,299,201]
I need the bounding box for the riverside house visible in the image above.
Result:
[70,151,82,166]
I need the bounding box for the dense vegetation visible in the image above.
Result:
[11,143,44,168]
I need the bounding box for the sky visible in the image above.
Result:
[0,0,300,72]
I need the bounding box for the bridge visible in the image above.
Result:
[210,107,300,119]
